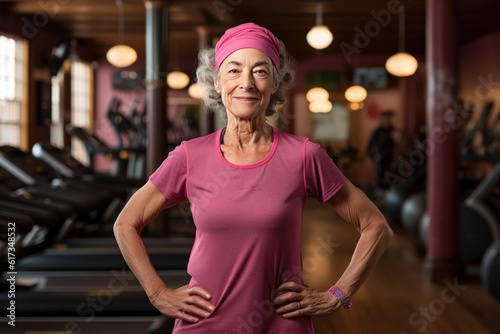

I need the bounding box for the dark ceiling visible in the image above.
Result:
[1,0,500,67]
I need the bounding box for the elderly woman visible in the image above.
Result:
[114,22,393,333]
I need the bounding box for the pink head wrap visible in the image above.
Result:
[215,22,280,71]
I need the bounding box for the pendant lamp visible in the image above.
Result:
[309,99,333,113]
[306,3,333,50]
[167,71,190,90]
[106,0,137,68]
[306,87,329,103]
[188,82,206,99]
[344,85,367,103]
[385,1,418,77]
[306,87,332,113]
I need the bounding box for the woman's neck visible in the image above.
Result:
[223,115,273,148]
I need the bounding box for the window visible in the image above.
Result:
[0,34,27,149]
[70,60,93,165]
[50,74,63,146]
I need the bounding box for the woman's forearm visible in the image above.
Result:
[113,181,171,299]
[327,181,394,298]
[333,219,393,297]
[114,221,167,299]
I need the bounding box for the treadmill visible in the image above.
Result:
[0,166,93,244]
[0,209,34,253]
[31,140,196,247]
[0,144,129,218]
[32,140,144,191]
[0,316,174,334]
[0,154,193,271]
[0,148,115,225]
[0,209,185,334]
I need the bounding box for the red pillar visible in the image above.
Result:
[424,0,460,280]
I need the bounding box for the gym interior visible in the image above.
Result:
[1,0,500,333]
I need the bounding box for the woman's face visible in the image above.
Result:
[214,48,278,120]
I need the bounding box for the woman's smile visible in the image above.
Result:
[234,96,259,102]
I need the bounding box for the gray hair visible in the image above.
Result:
[195,41,295,119]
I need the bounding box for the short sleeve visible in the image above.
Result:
[149,142,188,203]
[304,140,346,203]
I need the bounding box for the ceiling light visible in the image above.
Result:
[307,26,334,50]
[349,102,364,111]
[107,45,137,68]
[188,82,206,99]
[385,1,418,77]
[106,0,137,68]
[167,71,190,89]
[306,3,333,50]
[309,100,332,113]
[385,52,418,77]
[344,85,367,103]
[306,87,329,102]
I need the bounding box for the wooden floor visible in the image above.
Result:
[301,198,500,334]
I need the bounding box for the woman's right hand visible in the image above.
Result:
[149,285,215,323]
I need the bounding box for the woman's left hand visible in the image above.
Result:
[272,281,341,318]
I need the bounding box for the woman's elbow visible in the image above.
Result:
[113,212,135,239]
[380,219,394,246]
[113,216,124,239]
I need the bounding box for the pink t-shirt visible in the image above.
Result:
[150,127,346,333]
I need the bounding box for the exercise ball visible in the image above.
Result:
[383,184,421,225]
[460,205,495,264]
[419,206,496,264]
[481,241,500,303]
[401,192,426,235]
[418,212,429,246]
